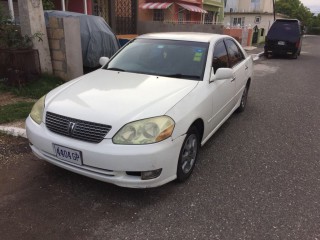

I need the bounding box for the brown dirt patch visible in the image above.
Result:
[0,92,35,107]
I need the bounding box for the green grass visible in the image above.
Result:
[0,74,64,99]
[0,74,64,124]
[0,101,35,124]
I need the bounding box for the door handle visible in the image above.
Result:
[245,66,248,70]
[231,77,236,82]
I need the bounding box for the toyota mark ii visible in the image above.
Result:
[26,32,253,188]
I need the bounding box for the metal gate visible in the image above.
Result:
[93,0,110,24]
[115,0,137,34]
[252,25,259,44]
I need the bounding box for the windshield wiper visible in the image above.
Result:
[162,73,200,80]
[106,67,126,72]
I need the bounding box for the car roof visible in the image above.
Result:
[137,32,227,43]
[275,19,300,23]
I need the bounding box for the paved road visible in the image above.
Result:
[1,36,320,240]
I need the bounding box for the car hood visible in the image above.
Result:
[45,69,198,136]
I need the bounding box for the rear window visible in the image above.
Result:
[268,20,300,40]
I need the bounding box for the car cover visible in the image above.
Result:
[44,10,120,68]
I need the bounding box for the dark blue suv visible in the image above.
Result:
[264,19,303,59]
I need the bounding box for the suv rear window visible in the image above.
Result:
[268,20,300,40]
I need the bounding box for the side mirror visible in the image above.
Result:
[210,68,233,82]
[99,57,110,66]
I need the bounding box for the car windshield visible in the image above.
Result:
[104,39,209,80]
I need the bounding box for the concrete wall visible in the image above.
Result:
[223,28,253,46]
[18,0,52,73]
[47,17,83,81]
[225,0,273,13]
[224,13,275,35]
[137,21,224,35]
[0,0,19,21]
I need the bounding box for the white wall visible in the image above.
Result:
[225,0,238,12]
[225,0,274,13]
[224,13,275,32]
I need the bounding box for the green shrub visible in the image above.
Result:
[0,74,64,99]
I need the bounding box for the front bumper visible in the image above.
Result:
[26,116,185,188]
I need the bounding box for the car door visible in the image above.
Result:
[209,40,236,130]
[224,38,248,105]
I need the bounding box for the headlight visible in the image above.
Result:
[113,116,175,145]
[30,95,46,124]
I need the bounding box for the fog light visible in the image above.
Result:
[141,169,162,180]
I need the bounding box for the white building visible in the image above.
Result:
[223,0,286,44]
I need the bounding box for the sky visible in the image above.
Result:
[300,0,320,14]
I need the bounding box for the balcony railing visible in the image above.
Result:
[158,19,224,25]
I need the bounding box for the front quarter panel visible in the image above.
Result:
[166,81,211,141]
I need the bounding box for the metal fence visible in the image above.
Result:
[0,49,41,86]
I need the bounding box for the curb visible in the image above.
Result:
[252,51,264,61]
[0,126,27,138]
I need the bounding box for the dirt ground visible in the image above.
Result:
[0,92,34,128]
[0,92,34,107]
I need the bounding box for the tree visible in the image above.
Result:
[43,0,55,10]
[308,14,320,34]
[275,0,319,34]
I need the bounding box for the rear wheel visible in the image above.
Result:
[292,51,298,59]
[176,127,199,182]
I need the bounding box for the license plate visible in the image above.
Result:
[53,144,82,165]
[278,41,285,45]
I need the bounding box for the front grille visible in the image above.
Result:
[46,112,111,143]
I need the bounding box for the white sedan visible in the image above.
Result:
[26,32,253,188]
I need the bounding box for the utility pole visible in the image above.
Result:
[273,0,276,21]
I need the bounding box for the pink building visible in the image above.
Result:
[139,0,207,23]
[52,0,93,15]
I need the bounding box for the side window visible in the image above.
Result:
[225,39,245,68]
[212,41,229,73]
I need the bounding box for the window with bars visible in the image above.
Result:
[205,11,214,23]
[186,11,191,22]
[153,9,164,21]
[255,16,261,24]
[92,0,110,23]
[232,17,245,27]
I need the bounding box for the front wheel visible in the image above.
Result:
[176,127,200,182]
[236,85,249,113]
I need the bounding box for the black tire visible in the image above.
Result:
[292,51,298,59]
[236,84,249,113]
[264,51,270,58]
[176,127,200,182]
